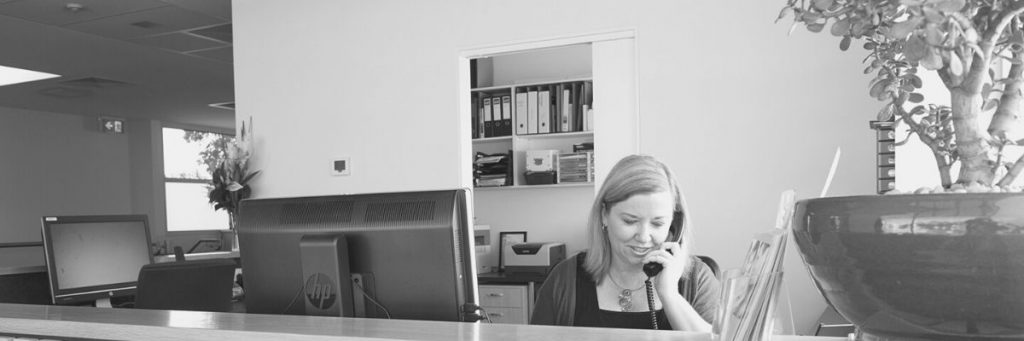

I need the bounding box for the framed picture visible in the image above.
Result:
[498,231,527,272]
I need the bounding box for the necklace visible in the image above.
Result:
[607,274,645,312]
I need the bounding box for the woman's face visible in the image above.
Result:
[603,191,676,267]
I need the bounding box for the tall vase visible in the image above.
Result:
[228,211,239,251]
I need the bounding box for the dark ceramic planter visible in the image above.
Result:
[793,193,1024,341]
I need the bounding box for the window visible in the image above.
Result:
[163,127,232,231]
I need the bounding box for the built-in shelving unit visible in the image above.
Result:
[461,32,639,276]
[471,65,596,190]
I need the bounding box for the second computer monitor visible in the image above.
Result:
[40,215,153,306]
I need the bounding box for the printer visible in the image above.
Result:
[504,242,566,276]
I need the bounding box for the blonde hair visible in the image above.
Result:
[583,154,693,283]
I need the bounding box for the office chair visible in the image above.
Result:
[135,258,236,312]
[0,271,51,304]
[696,255,720,279]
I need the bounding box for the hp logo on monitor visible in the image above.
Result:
[304,273,337,310]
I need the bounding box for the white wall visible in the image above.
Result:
[233,0,879,334]
[0,107,135,266]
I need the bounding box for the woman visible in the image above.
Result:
[530,154,719,330]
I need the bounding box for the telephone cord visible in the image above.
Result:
[645,278,658,330]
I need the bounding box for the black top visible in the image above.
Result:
[572,255,671,330]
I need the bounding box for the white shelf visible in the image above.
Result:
[515,131,592,140]
[507,76,592,88]
[474,182,593,191]
[472,136,513,144]
[472,85,513,92]
[472,76,593,91]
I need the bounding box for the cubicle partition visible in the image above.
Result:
[0,242,50,305]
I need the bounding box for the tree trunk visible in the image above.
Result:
[932,150,953,188]
[951,87,995,185]
[989,59,1024,139]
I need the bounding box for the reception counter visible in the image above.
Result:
[0,303,846,341]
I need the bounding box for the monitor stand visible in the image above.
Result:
[95,298,112,308]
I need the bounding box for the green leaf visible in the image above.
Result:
[948,50,963,76]
[851,19,869,36]
[983,98,1000,111]
[924,24,944,45]
[801,11,822,22]
[905,74,923,88]
[877,104,895,121]
[1011,31,1024,46]
[932,0,965,12]
[776,7,794,23]
[870,80,889,99]
[909,93,925,103]
[840,36,852,51]
[897,92,909,105]
[921,47,944,69]
[922,7,944,23]
[812,0,834,11]
[904,35,929,61]
[888,17,923,39]
[242,170,262,184]
[807,22,826,33]
[831,18,851,36]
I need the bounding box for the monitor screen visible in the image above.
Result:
[238,189,479,322]
[40,215,153,306]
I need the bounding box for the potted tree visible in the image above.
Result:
[205,122,260,250]
[779,1,1024,340]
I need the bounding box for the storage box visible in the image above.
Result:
[525,171,557,185]
[525,150,559,172]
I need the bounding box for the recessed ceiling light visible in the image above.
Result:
[209,101,235,110]
[0,65,59,87]
[65,3,85,13]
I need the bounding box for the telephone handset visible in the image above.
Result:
[642,210,683,278]
[640,210,683,330]
[642,252,669,277]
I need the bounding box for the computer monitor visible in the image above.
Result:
[238,188,480,321]
[40,215,153,307]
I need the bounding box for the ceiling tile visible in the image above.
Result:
[63,5,224,40]
[160,0,230,21]
[188,23,231,44]
[0,0,168,26]
[131,32,226,52]
[187,45,232,64]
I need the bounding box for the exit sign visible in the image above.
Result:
[99,117,124,134]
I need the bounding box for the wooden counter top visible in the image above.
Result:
[0,303,845,341]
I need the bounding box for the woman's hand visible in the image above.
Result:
[642,242,686,299]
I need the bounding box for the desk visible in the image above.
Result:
[477,272,547,323]
[154,250,241,263]
[0,303,846,341]
[477,272,547,300]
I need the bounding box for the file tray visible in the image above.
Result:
[524,171,556,185]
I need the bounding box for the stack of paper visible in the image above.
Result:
[714,190,793,341]
[473,152,511,187]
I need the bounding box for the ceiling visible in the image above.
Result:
[0,0,234,130]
